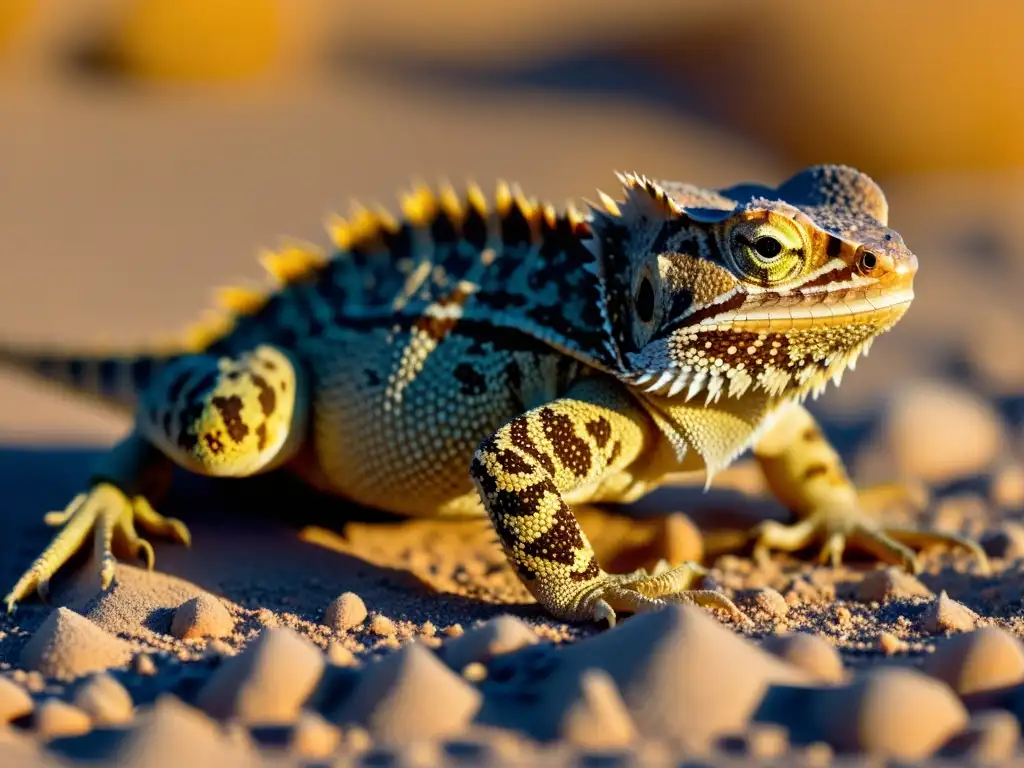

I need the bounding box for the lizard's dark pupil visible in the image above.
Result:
[636,277,655,323]
[754,237,782,259]
[860,251,877,270]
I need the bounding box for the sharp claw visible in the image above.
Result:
[99,554,117,590]
[137,539,156,570]
[170,520,192,547]
[593,599,617,628]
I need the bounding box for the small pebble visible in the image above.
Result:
[981,522,1024,560]
[879,632,907,655]
[197,627,326,725]
[558,669,637,748]
[0,676,33,722]
[812,668,968,759]
[171,595,235,640]
[746,588,789,620]
[920,591,977,634]
[324,593,367,632]
[326,641,357,667]
[441,614,538,670]
[879,380,1006,482]
[719,723,789,759]
[133,654,158,676]
[74,673,134,726]
[369,614,396,638]
[33,699,92,740]
[761,633,844,683]
[444,624,464,638]
[858,567,933,603]
[923,627,1024,700]
[941,709,1021,762]
[461,662,487,682]
[290,710,340,759]
[20,608,133,680]
[331,642,481,743]
[991,463,1024,510]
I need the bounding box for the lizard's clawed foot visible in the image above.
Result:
[576,560,750,628]
[5,482,191,613]
[750,483,990,576]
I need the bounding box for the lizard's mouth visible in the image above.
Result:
[704,285,914,331]
[622,286,914,403]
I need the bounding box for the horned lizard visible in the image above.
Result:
[0,165,987,626]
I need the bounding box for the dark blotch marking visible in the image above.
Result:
[211,395,249,443]
[607,441,621,466]
[256,422,268,451]
[226,370,243,381]
[251,374,277,417]
[585,417,612,449]
[493,448,533,476]
[539,408,592,478]
[261,358,278,371]
[826,235,843,258]
[520,501,587,567]
[453,363,487,396]
[571,554,601,583]
[471,456,499,497]
[203,430,225,455]
[801,426,822,443]
[509,418,556,476]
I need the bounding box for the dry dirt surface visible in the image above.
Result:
[2,48,1024,768]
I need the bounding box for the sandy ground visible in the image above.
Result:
[1,64,1024,764]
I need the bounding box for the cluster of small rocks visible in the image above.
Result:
[4,590,1024,764]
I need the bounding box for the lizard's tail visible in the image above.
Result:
[0,343,188,413]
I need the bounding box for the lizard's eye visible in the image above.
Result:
[753,237,782,260]
[728,218,806,286]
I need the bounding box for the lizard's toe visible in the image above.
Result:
[751,496,988,575]
[5,482,192,613]
[575,562,748,627]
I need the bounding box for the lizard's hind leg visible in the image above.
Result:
[5,344,308,612]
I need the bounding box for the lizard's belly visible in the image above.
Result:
[295,328,568,518]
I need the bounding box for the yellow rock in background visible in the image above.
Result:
[109,0,288,82]
[0,0,36,57]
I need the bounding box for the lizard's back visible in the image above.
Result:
[201,186,622,516]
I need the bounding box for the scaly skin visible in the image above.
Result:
[0,166,989,625]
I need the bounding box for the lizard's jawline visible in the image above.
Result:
[707,287,914,326]
[622,287,909,403]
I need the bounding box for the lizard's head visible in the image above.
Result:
[593,164,916,403]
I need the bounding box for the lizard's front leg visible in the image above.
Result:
[5,344,307,611]
[469,376,745,627]
[750,401,989,573]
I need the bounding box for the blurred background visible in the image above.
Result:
[0,0,1021,489]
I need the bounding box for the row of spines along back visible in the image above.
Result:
[0,181,599,408]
